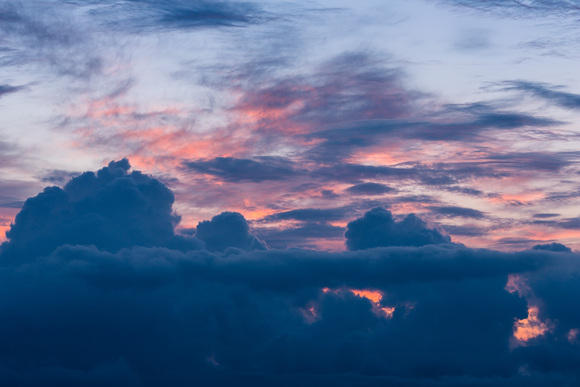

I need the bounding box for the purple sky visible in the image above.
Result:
[2,0,580,251]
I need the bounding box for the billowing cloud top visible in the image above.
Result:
[2,161,579,385]
[195,211,266,252]
[1,159,201,261]
[345,207,451,250]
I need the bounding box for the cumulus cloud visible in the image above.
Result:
[2,161,580,386]
[195,211,266,252]
[0,159,201,262]
[345,207,451,251]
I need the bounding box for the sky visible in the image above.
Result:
[3,0,580,385]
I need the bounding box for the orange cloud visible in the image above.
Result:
[513,306,551,342]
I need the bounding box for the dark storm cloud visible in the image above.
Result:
[184,157,301,182]
[346,182,395,195]
[0,159,202,262]
[0,83,24,98]
[1,241,573,386]
[427,206,485,219]
[3,161,580,385]
[345,207,451,251]
[503,81,580,110]
[195,211,266,252]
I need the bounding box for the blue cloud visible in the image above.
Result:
[1,159,201,262]
[184,157,301,182]
[532,242,572,252]
[195,211,266,252]
[346,182,395,196]
[503,81,580,110]
[345,207,451,251]
[2,161,580,386]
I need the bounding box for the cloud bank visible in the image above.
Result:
[1,161,580,386]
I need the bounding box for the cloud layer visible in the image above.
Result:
[1,162,579,386]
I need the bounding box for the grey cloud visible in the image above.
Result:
[503,81,580,110]
[3,161,580,385]
[0,1,105,78]
[184,157,301,182]
[263,207,352,223]
[82,0,269,33]
[442,224,488,237]
[195,211,266,252]
[345,207,451,251]
[0,84,25,98]
[345,182,395,196]
[256,222,345,249]
[533,213,560,218]
[305,110,560,164]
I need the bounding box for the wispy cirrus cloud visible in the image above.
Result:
[0,84,25,98]
[79,0,271,33]
[502,80,580,110]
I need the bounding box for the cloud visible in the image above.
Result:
[3,161,580,385]
[503,81,580,110]
[532,242,572,252]
[82,0,269,33]
[0,240,571,386]
[184,157,301,182]
[0,1,106,78]
[345,182,395,196]
[0,84,24,98]
[345,207,451,251]
[305,109,560,162]
[195,211,266,252]
[0,159,201,262]
[442,0,580,16]
[256,222,345,249]
[263,207,351,223]
[427,206,485,219]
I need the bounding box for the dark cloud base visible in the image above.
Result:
[1,162,580,386]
